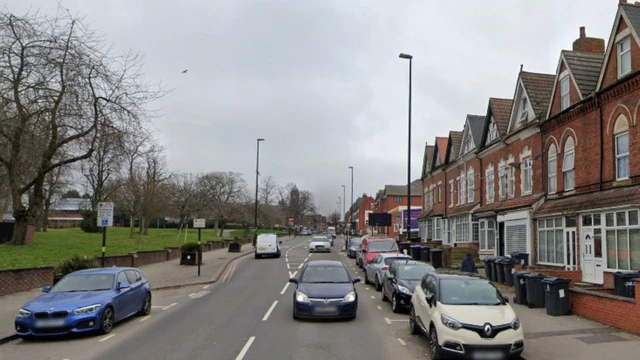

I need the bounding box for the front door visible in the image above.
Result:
[581,228,604,284]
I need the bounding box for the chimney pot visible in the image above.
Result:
[580,26,586,38]
[620,0,627,4]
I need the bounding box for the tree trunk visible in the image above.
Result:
[218,221,225,237]
[142,216,149,235]
[129,215,135,237]
[11,209,30,245]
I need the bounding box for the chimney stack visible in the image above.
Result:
[572,26,605,54]
[620,0,627,4]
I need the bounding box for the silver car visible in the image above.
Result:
[309,236,331,253]
[364,253,412,291]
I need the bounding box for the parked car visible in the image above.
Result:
[255,234,283,259]
[380,260,435,313]
[409,270,524,360]
[289,260,360,320]
[364,253,412,290]
[309,236,331,253]
[15,267,152,339]
[347,237,363,258]
[359,237,399,269]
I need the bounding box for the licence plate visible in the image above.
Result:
[34,319,65,328]
[258,247,265,251]
[472,351,504,360]
[314,306,337,313]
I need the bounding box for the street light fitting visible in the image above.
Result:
[399,53,413,60]
[257,138,265,142]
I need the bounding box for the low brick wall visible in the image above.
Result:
[103,254,134,267]
[166,247,181,260]
[569,280,640,335]
[133,250,169,267]
[0,267,54,296]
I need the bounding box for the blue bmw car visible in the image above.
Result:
[15,267,152,338]
[289,260,360,320]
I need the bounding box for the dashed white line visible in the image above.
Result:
[234,336,256,360]
[280,283,290,294]
[397,338,407,346]
[377,305,382,310]
[139,315,152,322]
[287,263,290,269]
[370,295,375,299]
[98,334,116,342]
[163,303,177,310]
[384,317,392,324]
[202,285,210,289]
[151,306,165,309]
[262,300,278,321]
[298,263,303,269]
[365,287,370,291]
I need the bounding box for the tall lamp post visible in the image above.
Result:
[336,198,341,226]
[341,185,346,224]
[348,166,354,233]
[399,53,413,242]
[253,138,265,247]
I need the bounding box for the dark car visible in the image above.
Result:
[289,260,360,320]
[381,260,435,313]
[347,237,363,258]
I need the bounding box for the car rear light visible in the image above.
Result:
[381,267,388,271]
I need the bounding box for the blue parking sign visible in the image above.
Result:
[102,219,108,226]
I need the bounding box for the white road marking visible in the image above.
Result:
[377,305,382,310]
[370,295,375,299]
[139,315,152,322]
[384,317,392,324]
[365,287,370,291]
[188,291,211,299]
[280,283,290,294]
[163,303,177,310]
[262,300,278,321]
[202,285,210,289]
[288,271,297,278]
[234,336,256,360]
[151,306,165,309]
[98,334,116,342]
[287,263,290,269]
[397,338,407,346]
[389,319,410,322]
[298,263,303,269]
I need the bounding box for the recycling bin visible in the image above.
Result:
[399,242,410,255]
[524,273,546,308]
[511,252,530,268]
[420,246,431,262]
[483,257,495,281]
[431,248,444,269]
[513,271,530,305]
[490,257,503,283]
[410,245,422,261]
[495,258,506,284]
[613,271,640,298]
[542,277,572,316]
[502,258,518,287]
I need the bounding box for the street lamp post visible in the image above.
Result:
[399,53,413,242]
[348,166,353,232]
[253,138,265,247]
[336,198,341,226]
[341,185,346,224]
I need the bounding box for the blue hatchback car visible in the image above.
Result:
[15,267,152,338]
[289,260,360,320]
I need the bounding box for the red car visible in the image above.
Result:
[359,237,400,269]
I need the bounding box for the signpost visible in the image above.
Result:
[97,202,115,267]
[193,218,206,276]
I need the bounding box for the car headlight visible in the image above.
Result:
[17,309,30,318]
[343,291,356,303]
[73,304,102,315]
[511,317,521,330]
[295,291,310,303]
[441,314,462,331]
[398,285,412,295]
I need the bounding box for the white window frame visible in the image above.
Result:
[457,179,462,205]
[615,132,630,180]
[449,181,454,207]
[434,217,442,241]
[563,138,575,191]
[460,172,466,204]
[548,145,557,194]
[462,135,473,154]
[537,217,565,266]
[467,169,474,203]
[523,157,533,194]
[479,219,496,251]
[486,169,495,204]
[605,209,640,271]
[437,184,442,203]
[519,96,528,122]
[508,165,515,197]
[451,215,471,243]
[499,164,507,199]
[618,37,632,78]
[487,117,498,143]
[560,75,570,110]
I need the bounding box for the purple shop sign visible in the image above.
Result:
[402,209,422,230]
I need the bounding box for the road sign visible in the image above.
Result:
[193,218,206,228]
[97,202,114,227]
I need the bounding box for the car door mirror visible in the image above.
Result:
[42,286,51,293]
[352,277,361,284]
[426,294,435,307]
[387,274,395,281]
[118,282,131,290]
[361,249,367,253]
[288,277,298,284]
[503,295,510,303]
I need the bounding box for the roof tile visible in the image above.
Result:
[520,71,555,117]
[562,50,604,98]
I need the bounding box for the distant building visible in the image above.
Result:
[47,198,92,228]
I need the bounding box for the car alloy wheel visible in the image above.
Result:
[364,272,369,284]
[392,293,399,313]
[409,307,420,335]
[140,293,152,315]
[100,307,114,334]
[429,327,442,360]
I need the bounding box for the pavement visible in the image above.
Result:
[1,235,640,359]
[0,242,257,345]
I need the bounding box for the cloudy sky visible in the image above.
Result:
[6,0,618,216]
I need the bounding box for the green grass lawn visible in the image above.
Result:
[0,227,225,271]
[228,229,287,239]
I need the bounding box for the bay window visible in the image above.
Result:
[537,217,564,265]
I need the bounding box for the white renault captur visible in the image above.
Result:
[409,271,524,360]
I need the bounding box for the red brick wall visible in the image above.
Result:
[166,247,181,260]
[549,61,583,117]
[601,15,640,88]
[0,267,55,296]
[133,250,168,267]
[103,254,134,267]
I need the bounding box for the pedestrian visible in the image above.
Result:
[460,253,478,273]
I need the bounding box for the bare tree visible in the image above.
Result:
[138,146,170,235]
[277,183,317,225]
[81,126,125,209]
[198,171,248,236]
[327,211,340,226]
[37,164,70,232]
[259,175,279,206]
[167,172,203,228]
[0,9,165,245]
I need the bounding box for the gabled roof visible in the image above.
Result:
[421,144,435,179]
[596,3,640,90]
[546,50,604,119]
[375,189,384,201]
[434,137,448,165]
[507,70,555,134]
[480,98,513,148]
[458,114,485,157]
[383,182,422,197]
[446,131,463,162]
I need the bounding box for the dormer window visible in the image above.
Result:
[435,155,441,166]
[519,96,528,122]
[560,75,570,110]
[618,37,631,78]
[487,117,498,143]
[462,134,473,154]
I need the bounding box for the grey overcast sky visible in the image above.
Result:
[5,0,618,216]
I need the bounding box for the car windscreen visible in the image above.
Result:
[383,256,410,265]
[397,264,434,280]
[439,279,504,306]
[368,241,398,253]
[301,266,351,283]
[51,274,115,293]
[350,239,362,248]
[312,237,329,241]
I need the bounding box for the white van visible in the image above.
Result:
[255,234,282,259]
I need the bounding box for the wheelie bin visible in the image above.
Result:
[542,277,572,316]
[524,273,546,308]
[613,271,640,298]
[502,258,518,287]
[420,246,431,262]
[513,271,530,305]
[511,252,530,268]
[410,245,422,261]
[483,257,495,281]
[495,258,506,284]
[431,248,444,269]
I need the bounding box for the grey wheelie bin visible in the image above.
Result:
[524,273,546,308]
[542,277,572,316]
